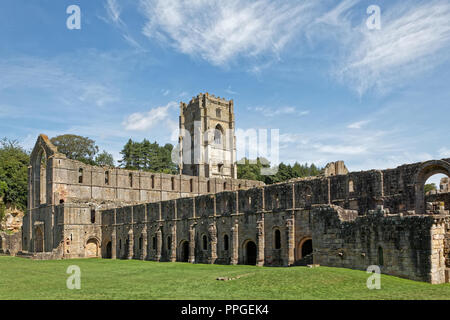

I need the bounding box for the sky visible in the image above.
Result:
[0,0,449,184]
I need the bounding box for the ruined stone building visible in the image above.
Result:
[2,93,450,285]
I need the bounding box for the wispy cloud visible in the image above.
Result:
[347,120,370,129]
[102,0,145,50]
[336,1,450,95]
[0,57,118,108]
[439,147,450,158]
[123,101,178,131]
[248,106,309,118]
[139,0,318,66]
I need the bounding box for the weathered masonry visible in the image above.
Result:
[15,93,450,284]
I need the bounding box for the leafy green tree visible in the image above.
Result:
[0,138,29,218]
[424,183,437,194]
[238,158,323,184]
[95,150,115,167]
[119,139,177,174]
[50,134,99,165]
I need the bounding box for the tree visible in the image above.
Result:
[119,139,178,174]
[237,158,323,184]
[424,183,437,194]
[50,134,99,165]
[95,150,115,167]
[0,138,29,219]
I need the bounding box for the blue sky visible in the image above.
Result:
[0,0,449,183]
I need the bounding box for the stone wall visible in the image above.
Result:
[0,231,22,255]
[312,205,448,284]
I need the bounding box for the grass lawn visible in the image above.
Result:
[0,256,449,300]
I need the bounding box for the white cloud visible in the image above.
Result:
[439,147,450,158]
[105,0,122,24]
[347,120,370,129]
[123,102,178,131]
[139,0,318,66]
[0,57,118,109]
[337,1,450,95]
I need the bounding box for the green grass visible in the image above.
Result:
[0,256,449,300]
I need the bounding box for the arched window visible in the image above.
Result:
[105,171,110,185]
[90,209,96,224]
[202,235,207,250]
[224,234,229,251]
[378,246,384,266]
[152,236,157,250]
[349,180,354,193]
[274,229,281,249]
[167,236,172,250]
[214,124,223,145]
[223,182,227,190]
[78,168,83,184]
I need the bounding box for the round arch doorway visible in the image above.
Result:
[244,240,257,265]
[296,237,313,261]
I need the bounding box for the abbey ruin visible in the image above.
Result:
[1,93,450,284]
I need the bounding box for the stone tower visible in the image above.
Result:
[179,93,237,179]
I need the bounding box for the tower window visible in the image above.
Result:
[214,124,223,145]
[218,163,224,173]
[78,168,83,184]
[216,108,221,118]
[90,210,95,223]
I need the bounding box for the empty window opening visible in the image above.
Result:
[90,210,96,224]
[349,180,354,193]
[274,229,281,249]
[129,173,133,188]
[78,168,83,184]
[378,246,384,266]
[203,235,207,250]
[224,234,229,251]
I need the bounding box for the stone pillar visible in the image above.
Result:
[208,222,217,264]
[156,228,162,262]
[170,224,177,262]
[231,219,239,265]
[127,229,134,260]
[140,227,147,260]
[189,224,196,264]
[285,218,295,266]
[256,217,265,267]
[111,226,117,259]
